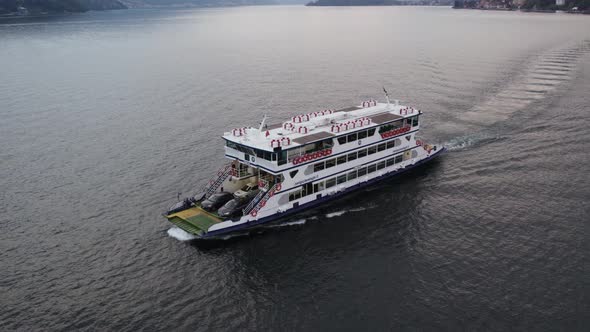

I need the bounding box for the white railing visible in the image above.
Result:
[243,182,281,217]
[203,163,233,199]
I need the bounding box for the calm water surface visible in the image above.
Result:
[1,6,589,331]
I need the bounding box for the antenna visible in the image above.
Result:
[259,114,268,132]
[382,86,391,107]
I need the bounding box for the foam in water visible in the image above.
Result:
[167,227,197,241]
[460,42,589,126]
[326,211,347,218]
[444,133,499,151]
[324,206,371,218]
[265,219,307,228]
[218,232,251,240]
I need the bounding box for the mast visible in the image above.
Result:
[383,87,391,108]
[258,114,268,132]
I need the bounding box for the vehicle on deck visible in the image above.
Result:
[233,183,260,199]
[200,192,234,212]
[218,197,250,218]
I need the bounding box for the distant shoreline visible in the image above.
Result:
[305,0,454,6]
[453,7,590,14]
[0,12,74,21]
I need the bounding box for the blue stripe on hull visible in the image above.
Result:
[197,147,446,239]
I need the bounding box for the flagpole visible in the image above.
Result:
[383,87,391,108]
[259,114,268,132]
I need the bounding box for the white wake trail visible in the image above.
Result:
[167,227,197,241]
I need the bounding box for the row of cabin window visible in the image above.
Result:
[313,139,400,173]
[285,138,334,163]
[381,117,419,133]
[336,128,376,145]
[335,116,419,146]
[227,118,418,164]
[288,154,406,202]
[226,141,278,162]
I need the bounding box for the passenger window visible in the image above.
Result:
[314,162,325,172]
[289,190,302,201]
[338,137,347,145]
[326,178,336,188]
[304,183,313,196]
[377,161,386,170]
[368,128,376,136]
[347,152,357,161]
[412,117,419,126]
[395,155,403,163]
[326,159,336,168]
[348,171,357,181]
[378,143,386,152]
[347,133,357,143]
[386,140,395,149]
[358,167,367,176]
[368,146,377,155]
[301,186,309,197]
[368,164,376,173]
[358,131,367,139]
[290,170,299,178]
[358,149,367,158]
[337,156,347,165]
[386,158,395,167]
[337,175,347,184]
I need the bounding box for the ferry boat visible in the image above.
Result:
[164,96,445,239]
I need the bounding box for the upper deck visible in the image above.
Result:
[223,101,420,152]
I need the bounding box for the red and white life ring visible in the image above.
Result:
[270,139,281,148]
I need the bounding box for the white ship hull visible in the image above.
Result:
[204,147,444,238]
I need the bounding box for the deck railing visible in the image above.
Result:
[203,163,233,199]
[243,182,281,217]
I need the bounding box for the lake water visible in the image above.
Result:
[1,6,589,331]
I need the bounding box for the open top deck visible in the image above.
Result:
[223,101,420,152]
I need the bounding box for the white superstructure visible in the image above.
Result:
[165,98,444,238]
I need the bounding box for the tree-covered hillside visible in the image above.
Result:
[0,0,126,13]
[307,0,402,5]
[0,0,275,14]
[453,0,589,10]
[306,0,452,5]
[132,0,273,6]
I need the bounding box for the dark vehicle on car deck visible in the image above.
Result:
[201,192,234,212]
[218,197,250,218]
